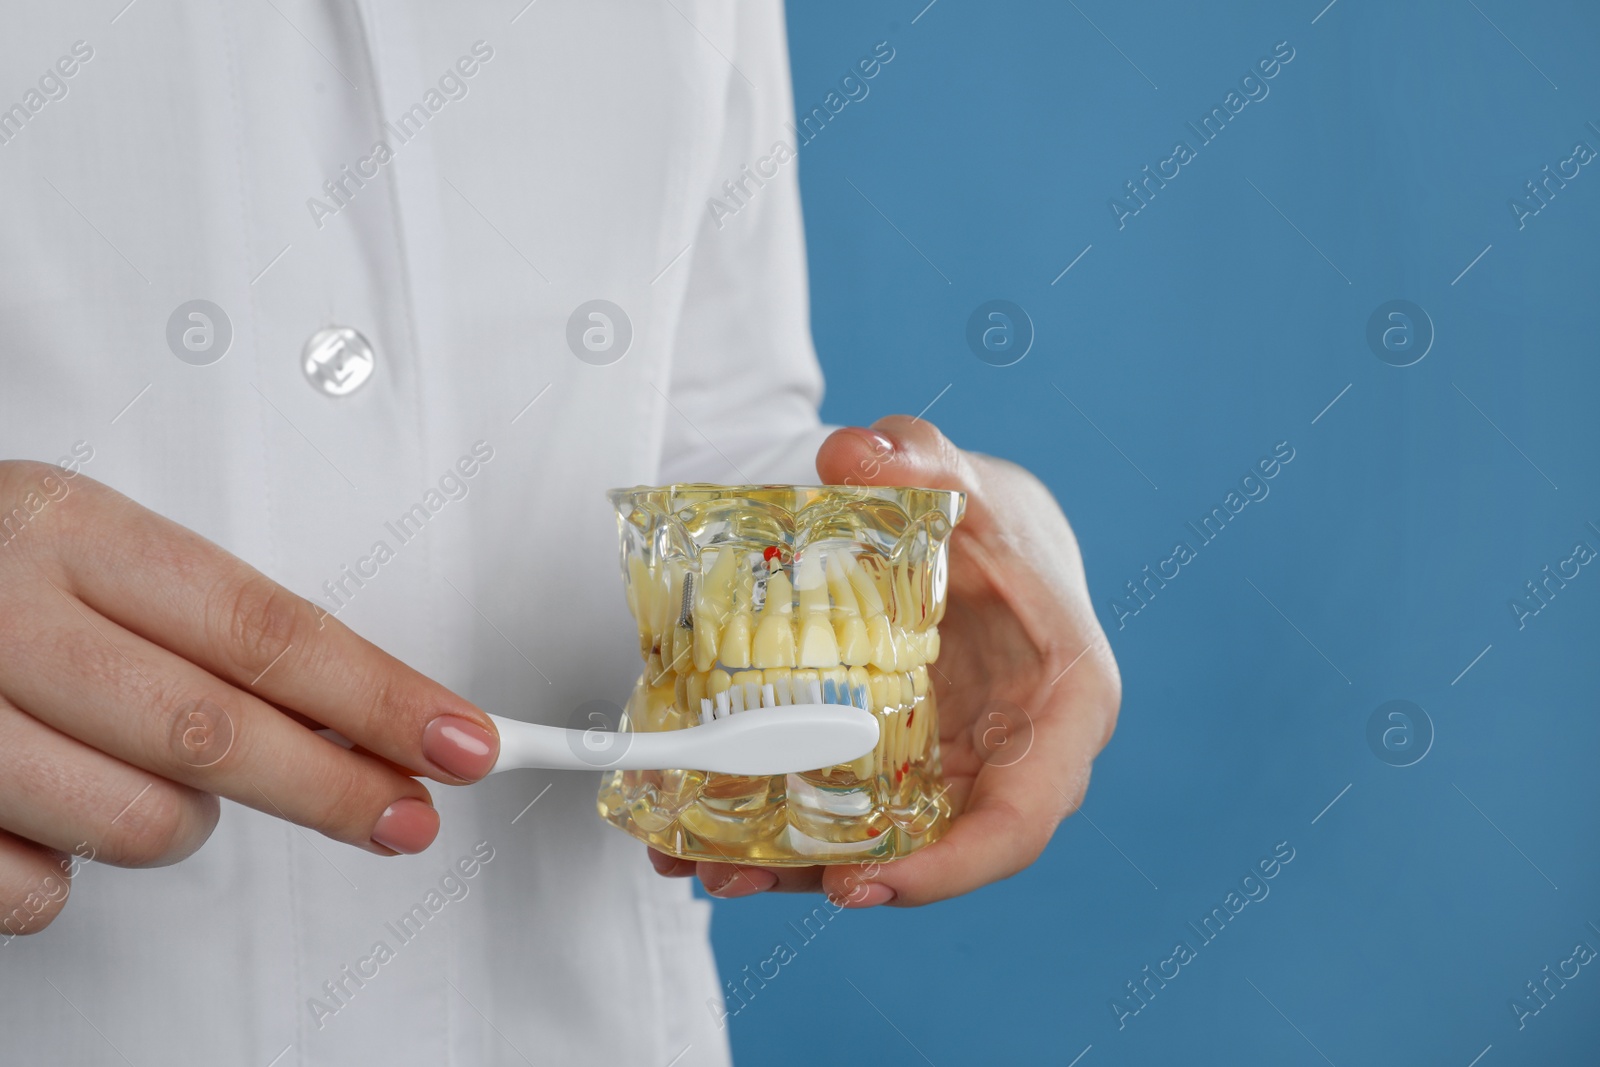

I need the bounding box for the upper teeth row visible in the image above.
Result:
[627,548,945,674]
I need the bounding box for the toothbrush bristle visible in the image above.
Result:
[699,698,714,726]
[762,683,776,709]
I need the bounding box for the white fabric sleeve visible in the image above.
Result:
[655,1,836,487]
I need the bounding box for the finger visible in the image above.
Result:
[696,861,823,899]
[2,581,439,854]
[48,476,497,784]
[0,696,217,867]
[0,830,72,937]
[820,707,1104,907]
[816,416,993,533]
[646,847,696,878]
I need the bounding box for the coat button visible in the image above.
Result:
[302,326,376,396]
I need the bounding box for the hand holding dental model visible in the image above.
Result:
[648,416,1122,907]
[0,415,1115,933]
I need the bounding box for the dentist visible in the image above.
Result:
[0,3,1117,1064]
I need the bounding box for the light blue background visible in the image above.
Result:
[706,2,1600,1064]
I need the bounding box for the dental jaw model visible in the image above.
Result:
[598,484,964,866]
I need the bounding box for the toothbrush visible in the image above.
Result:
[697,674,868,726]
[482,685,877,776]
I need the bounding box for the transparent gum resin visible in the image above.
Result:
[596,484,965,865]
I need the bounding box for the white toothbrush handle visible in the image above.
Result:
[485,714,634,773]
[484,706,878,776]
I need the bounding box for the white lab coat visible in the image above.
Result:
[0,3,830,1063]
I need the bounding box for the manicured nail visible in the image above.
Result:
[845,882,897,908]
[370,797,439,855]
[423,715,498,781]
[708,868,777,899]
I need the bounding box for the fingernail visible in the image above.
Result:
[708,868,777,899]
[423,715,498,781]
[648,848,692,877]
[370,797,439,855]
[853,428,896,457]
[844,882,897,908]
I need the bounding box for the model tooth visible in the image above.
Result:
[719,611,753,668]
[910,665,929,698]
[794,553,829,613]
[796,560,839,665]
[751,570,796,668]
[797,615,840,668]
[655,583,673,667]
[701,550,738,612]
[820,667,848,703]
[687,671,706,713]
[870,670,897,712]
[822,555,867,665]
[654,567,679,643]
[753,616,796,668]
[899,671,915,706]
[646,651,665,684]
[627,557,654,654]
[825,554,859,611]
[693,620,720,672]
[693,551,738,669]
[892,627,920,668]
[887,559,913,629]
[835,614,871,665]
[867,614,897,672]
[674,672,688,713]
[624,556,647,617]
[845,554,886,617]
[668,629,695,673]
[763,570,794,616]
[670,623,691,673]
[923,627,941,663]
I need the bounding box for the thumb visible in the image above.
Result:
[816,416,988,526]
